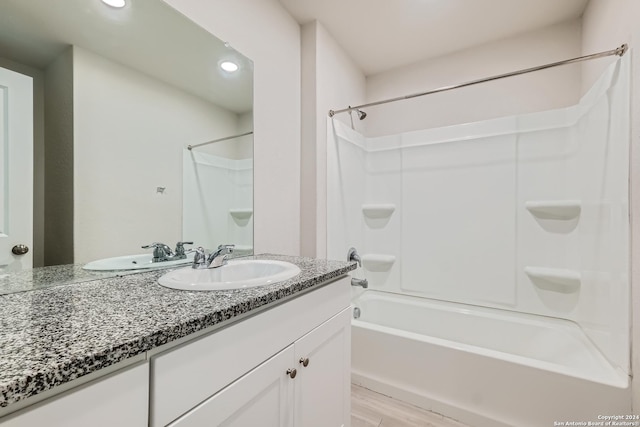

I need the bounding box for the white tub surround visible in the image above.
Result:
[328,55,631,422]
[182,150,253,254]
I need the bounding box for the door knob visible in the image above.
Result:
[286,368,297,379]
[299,357,309,367]
[11,245,29,255]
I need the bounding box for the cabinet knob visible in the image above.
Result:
[299,357,309,367]
[286,368,297,379]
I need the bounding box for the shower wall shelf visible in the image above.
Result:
[229,209,253,220]
[524,266,581,293]
[525,200,581,220]
[362,204,396,219]
[362,254,396,272]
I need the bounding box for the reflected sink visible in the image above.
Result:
[83,253,194,271]
[157,259,301,291]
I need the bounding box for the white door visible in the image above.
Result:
[0,66,33,271]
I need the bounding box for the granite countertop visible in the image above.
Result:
[0,254,355,409]
[0,264,132,295]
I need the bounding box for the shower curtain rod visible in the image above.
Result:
[187,131,254,150]
[328,43,628,118]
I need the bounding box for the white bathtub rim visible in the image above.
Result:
[363,289,629,366]
[351,289,628,387]
[352,316,628,389]
[352,289,630,389]
[355,289,592,330]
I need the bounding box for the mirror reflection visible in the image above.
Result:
[0,0,254,278]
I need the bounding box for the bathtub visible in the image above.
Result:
[351,290,630,427]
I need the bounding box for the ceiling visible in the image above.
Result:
[279,0,590,76]
[0,0,253,113]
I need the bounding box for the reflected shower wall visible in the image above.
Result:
[183,150,253,255]
[328,55,630,376]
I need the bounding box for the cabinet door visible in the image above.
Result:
[294,308,351,427]
[169,346,295,427]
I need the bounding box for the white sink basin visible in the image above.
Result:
[157,259,301,291]
[83,253,194,271]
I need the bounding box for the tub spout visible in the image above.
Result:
[351,277,368,288]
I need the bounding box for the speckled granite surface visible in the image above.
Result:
[0,264,130,295]
[0,254,355,409]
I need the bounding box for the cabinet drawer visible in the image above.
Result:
[150,276,349,426]
[0,363,148,427]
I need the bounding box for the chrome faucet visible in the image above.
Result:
[347,247,367,288]
[192,244,235,269]
[142,242,174,262]
[173,241,193,259]
[351,277,368,288]
[207,244,235,268]
[143,241,193,263]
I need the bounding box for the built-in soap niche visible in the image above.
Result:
[229,208,253,226]
[362,204,396,228]
[361,254,396,290]
[524,266,581,293]
[525,200,581,233]
[362,254,396,272]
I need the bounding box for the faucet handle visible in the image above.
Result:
[142,242,172,251]
[217,244,235,251]
[192,247,207,269]
[142,242,173,260]
[141,242,161,249]
[175,241,193,256]
[347,247,362,267]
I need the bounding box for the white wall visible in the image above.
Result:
[581,0,640,411]
[73,46,239,263]
[164,0,302,256]
[365,20,583,137]
[300,20,367,259]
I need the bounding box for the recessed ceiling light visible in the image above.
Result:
[101,0,126,8]
[220,61,239,73]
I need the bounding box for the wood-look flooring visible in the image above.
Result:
[351,384,470,427]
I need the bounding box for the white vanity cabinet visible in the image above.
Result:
[0,363,149,427]
[168,307,351,427]
[0,275,351,427]
[151,276,351,427]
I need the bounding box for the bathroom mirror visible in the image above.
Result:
[0,0,253,278]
